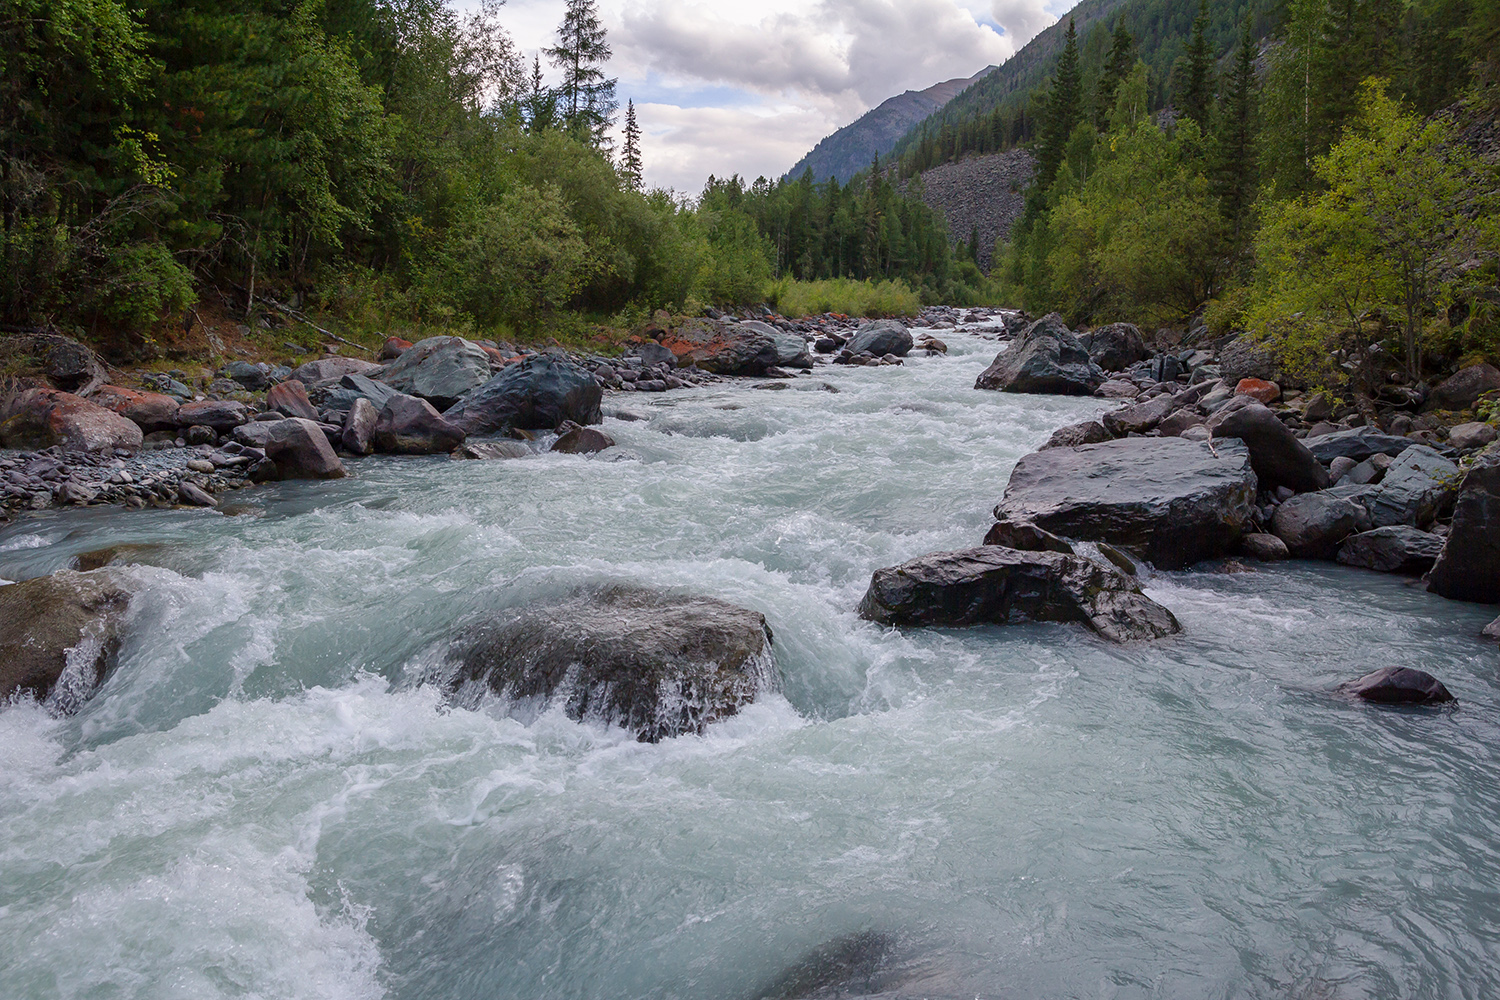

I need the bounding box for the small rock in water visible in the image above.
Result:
[451,440,531,461]
[1483,615,1500,641]
[177,482,217,507]
[1241,533,1290,562]
[1340,667,1454,705]
[551,425,615,454]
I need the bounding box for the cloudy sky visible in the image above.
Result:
[491,0,1065,193]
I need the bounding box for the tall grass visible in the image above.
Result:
[764,278,922,319]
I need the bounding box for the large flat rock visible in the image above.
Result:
[992,437,1258,570]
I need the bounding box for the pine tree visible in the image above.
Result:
[621,99,642,190]
[1214,13,1260,246]
[1036,18,1082,189]
[1180,0,1215,127]
[1094,19,1136,131]
[545,0,617,147]
[524,55,558,133]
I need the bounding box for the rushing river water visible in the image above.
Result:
[2,324,1498,1000]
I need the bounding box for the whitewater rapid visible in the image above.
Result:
[1,326,1497,1000]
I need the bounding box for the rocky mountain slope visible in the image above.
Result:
[910,149,1035,271]
[784,67,994,183]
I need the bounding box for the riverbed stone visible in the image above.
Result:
[290,357,383,384]
[857,546,1181,642]
[1447,421,1498,451]
[975,313,1106,396]
[372,394,466,455]
[1340,667,1454,705]
[0,569,133,714]
[447,585,779,742]
[739,321,815,369]
[657,318,780,375]
[1102,392,1178,436]
[551,425,615,454]
[261,418,347,479]
[1427,459,1500,603]
[88,385,180,432]
[443,356,602,436]
[1040,420,1110,450]
[1271,493,1366,559]
[1080,323,1148,372]
[846,319,913,359]
[993,437,1257,570]
[176,400,249,432]
[340,397,378,455]
[0,388,144,454]
[1424,363,1500,413]
[981,521,1075,554]
[1336,526,1444,574]
[452,440,532,460]
[378,336,493,410]
[265,379,319,421]
[1241,533,1290,561]
[1307,427,1429,464]
[1357,445,1460,528]
[1208,396,1330,494]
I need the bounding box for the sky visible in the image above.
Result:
[489,0,1067,193]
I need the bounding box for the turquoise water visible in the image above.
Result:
[1,327,1497,1000]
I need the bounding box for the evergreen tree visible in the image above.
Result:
[1179,0,1215,127]
[524,55,559,133]
[620,99,642,190]
[1036,18,1082,189]
[1095,19,1136,131]
[545,0,617,147]
[1214,12,1259,244]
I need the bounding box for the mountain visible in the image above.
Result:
[783,67,995,184]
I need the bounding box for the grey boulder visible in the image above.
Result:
[1271,493,1366,559]
[1423,363,1500,412]
[372,394,466,455]
[1427,459,1500,603]
[1208,396,1330,494]
[1340,667,1454,705]
[1040,420,1110,450]
[846,319,913,358]
[443,356,602,436]
[1359,445,1460,528]
[446,586,779,743]
[0,569,134,714]
[1306,428,1424,464]
[340,397,378,455]
[856,546,1181,643]
[1080,322,1149,372]
[1336,526,1445,575]
[290,357,383,384]
[975,313,1105,395]
[993,437,1258,570]
[262,418,348,479]
[378,336,493,410]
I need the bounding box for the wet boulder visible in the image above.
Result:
[452,440,532,460]
[340,397,378,455]
[290,357,383,384]
[738,321,814,369]
[1336,526,1444,575]
[372,394,466,455]
[1307,427,1427,464]
[1359,445,1460,528]
[377,336,492,410]
[975,314,1105,396]
[321,372,399,414]
[857,546,1181,642]
[447,586,779,743]
[1208,396,1330,494]
[551,425,615,454]
[993,437,1257,570]
[1427,460,1500,603]
[753,932,899,1000]
[443,356,602,437]
[658,318,780,375]
[0,569,134,714]
[0,388,143,454]
[266,379,319,421]
[1241,532,1290,562]
[1340,667,1454,705]
[88,385,180,432]
[1080,322,1148,372]
[846,319,913,359]
[1040,420,1110,450]
[1423,363,1500,413]
[981,521,1075,554]
[176,400,249,432]
[261,418,347,479]
[1271,493,1366,559]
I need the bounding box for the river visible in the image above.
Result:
[1,322,1497,1000]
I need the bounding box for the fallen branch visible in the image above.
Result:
[225,282,376,356]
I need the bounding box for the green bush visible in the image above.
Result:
[765,278,922,318]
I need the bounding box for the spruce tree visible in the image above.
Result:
[1095,19,1136,132]
[1214,13,1260,246]
[1036,18,1082,189]
[545,0,617,147]
[524,55,558,133]
[1180,0,1214,127]
[621,99,642,190]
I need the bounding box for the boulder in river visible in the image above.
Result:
[551,425,615,454]
[1427,460,1500,603]
[1271,493,1366,559]
[657,318,780,375]
[753,931,898,1000]
[0,388,144,454]
[739,321,815,369]
[1340,667,1454,705]
[981,521,1074,554]
[857,546,1181,642]
[1336,526,1444,575]
[378,336,493,410]
[447,585,779,743]
[88,385,180,432]
[443,356,602,437]
[1241,533,1290,562]
[372,394,466,455]
[0,569,133,714]
[262,418,348,479]
[846,319,913,359]
[452,440,532,460]
[1080,322,1148,372]
[1423,363,1500,412]
[993,437,1257,570]
[974,314,1105,396]
[1207,396,1330,494]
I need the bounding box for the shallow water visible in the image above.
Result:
[1,327,1497,1000]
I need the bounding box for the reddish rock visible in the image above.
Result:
[262,418,347,479]
[380,337,414,361]
[0,388,143,454]
[341,397,378,455]
[656,318,779,375]
[480,345,509,367]
[177,399,249,431]
[372,394,466,454]
[266,379,319,421]
[1235,378,1281,405]
[88,385,180,431]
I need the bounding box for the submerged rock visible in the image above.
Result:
[1340,667,1454,705]
[1427,460,1500,603]
[992,437,1257,570]
[857,546,1181,642]
[974,313,1105,396]
[753,931,899,1000]
[447,586,779,742]
[0,569,134,714]
[443,356,602,436]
